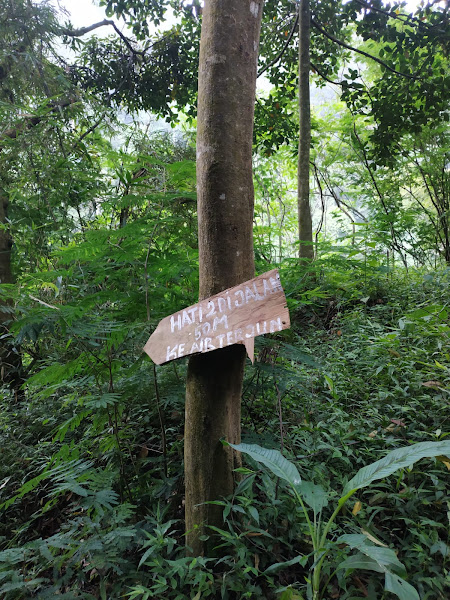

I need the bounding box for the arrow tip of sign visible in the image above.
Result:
[244,338,255,364]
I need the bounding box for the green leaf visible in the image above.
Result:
[278,341,320,368]
[264,554,307,574]
[248,505,260,525]
[338,535,420,600]
[342,441,450,498]
[337,552,384,573]
[228,443,301,489]
[138,546,156,569]
[385,571,420,600]
[234,473,256,495]
[279,587,305,600]
[53,480,88,497]
[339,534,405,573]
[295,481,328,514]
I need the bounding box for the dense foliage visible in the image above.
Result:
[0,0,448,599]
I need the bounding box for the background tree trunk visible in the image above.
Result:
[184,0,263,556]
[0,190,23,397]
[298,0,314,261]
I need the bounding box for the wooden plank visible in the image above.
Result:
[144,269,290,365]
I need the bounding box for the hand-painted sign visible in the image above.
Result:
[144,269,290,365]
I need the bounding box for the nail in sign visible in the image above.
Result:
[144,269,290,365]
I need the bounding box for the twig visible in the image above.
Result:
[312,18,421,80]
[258,12,299,78]
[153,363,167,478]
[29,295,60,310]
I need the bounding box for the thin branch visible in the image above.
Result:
[311,62,339,85]
[317,166,357,242]
[352,125,408,268]
[61,19,144,57]
[310,61,370,95]
[312,162,325,245]
[258,13,299,78]
[353,0,432,28]
[60,19,113,37]
[311,18,421,80]
[144,205,164,321]
[400,184,445,246]
[0,97,78,146]
[312,161,367,223]
[76,113,106,146]
[73,85,124,149]
[153,363,167,478]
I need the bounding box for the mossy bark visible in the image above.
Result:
[298,0,314,261]
[184,0,263,555]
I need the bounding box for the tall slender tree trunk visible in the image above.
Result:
[184,0,263,556]
[0,192,12,287]
[0,189,23,397]
[298,0,314,261]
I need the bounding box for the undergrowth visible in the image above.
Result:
[1,262,449,599]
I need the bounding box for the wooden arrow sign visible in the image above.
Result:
[144,269,290,365]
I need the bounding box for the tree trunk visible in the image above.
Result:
[184,0,263,556]
[298,0,314,261]
[0,190,23,396]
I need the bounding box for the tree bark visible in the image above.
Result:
[298,0,314,261]
[0,190,23,396]
[184,0,263,556]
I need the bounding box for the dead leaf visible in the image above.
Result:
[390,418,406,427]
[385,424,397,433]
[138,446,149,458]
[361,528,388,547]
[254,553,260,571]
[368,430,378,438]
[352,500,362,516]
[437,455,450,470]
[422,381,444,388]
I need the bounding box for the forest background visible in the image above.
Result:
[0,0,449,599]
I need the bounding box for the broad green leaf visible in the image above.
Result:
[279,586,305,599]
[342,441,450,498]
[338,535,419,600]
[295,481,328,514]
[337,552,384,573]
[228,443,301,489]
[339,534,405,573]
[385,571,420,600]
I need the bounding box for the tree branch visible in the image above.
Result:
[258,13,298,78]
[310,61,371,96]
[0,96,78,146]
[352,0,432,28]
[311,18,421,80]
[352,124,408,267]
[60,19,112,37]
[61,19,144,57]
